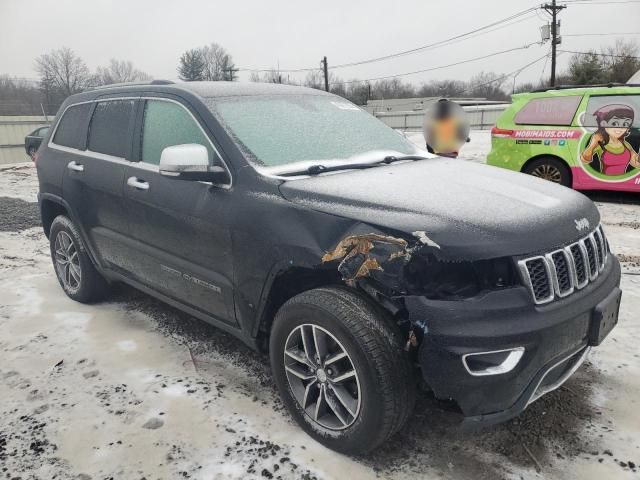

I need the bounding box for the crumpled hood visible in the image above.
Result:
[278,157,600,260]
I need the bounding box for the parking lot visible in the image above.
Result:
[1,135,639,479]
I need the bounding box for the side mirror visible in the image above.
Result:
[159,144,230,184]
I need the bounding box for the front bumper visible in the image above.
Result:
[406,255,621,426]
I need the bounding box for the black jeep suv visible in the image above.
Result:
[36,81,621,454]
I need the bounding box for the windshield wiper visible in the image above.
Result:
[279,155,428,177]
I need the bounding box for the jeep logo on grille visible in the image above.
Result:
[574,218,590,232]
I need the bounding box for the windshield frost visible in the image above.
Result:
[207,95,418,168]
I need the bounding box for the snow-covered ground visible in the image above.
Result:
[404,129,492,164]
[1,141,639,480]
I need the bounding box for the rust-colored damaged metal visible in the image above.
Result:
[321,233,411,284]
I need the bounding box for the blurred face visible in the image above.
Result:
[602,116,632,140]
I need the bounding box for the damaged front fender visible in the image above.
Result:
[321,228,518,302]
[320,230,443,293]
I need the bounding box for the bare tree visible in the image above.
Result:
[601,39,640,83]
[417,79,467,98]
[200,43,236,81]
[0,75,48,115]
[466,72,509,100]
[35,47,91,96]
[95,59,151,85]
[303,70,324,90]
[369,78,416,100]
[249,69,287,84]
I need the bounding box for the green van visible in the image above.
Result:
[487,84,640,192]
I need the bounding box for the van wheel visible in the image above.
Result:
[49,215,110,303]
[269,286,415,454]
[523,157,571,187]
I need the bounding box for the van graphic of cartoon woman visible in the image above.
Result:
[581,103,640,176]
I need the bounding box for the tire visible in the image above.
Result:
[523,157,572,187]
[28,147,37,161]
[269,286,415,454]
[49,215,110,303]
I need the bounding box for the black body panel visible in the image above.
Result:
[279,158,600,260]
[35,81,622,427]
[412,256,620,422]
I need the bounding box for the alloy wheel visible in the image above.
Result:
[531,164,562,183]
[283,323,362,430]
[54,231,81,291]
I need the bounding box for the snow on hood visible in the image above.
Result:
[278,158,600,260]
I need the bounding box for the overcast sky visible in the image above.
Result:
[1,0,639,89]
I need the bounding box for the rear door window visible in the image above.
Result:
[140,99,216,165]
[52,103,92,149]
[514,96,582,126]
[88,99,135,158]
[582,94,640,129]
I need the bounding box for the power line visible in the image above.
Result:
[238,7,539,73]
[558,49,640,58]
[329,11,540,69]
[464,54,551,93]
[328,8,539,69]
[563,32,640,36]
[330,42,543,85]
[559,0,640,4]
[539,47,552,83]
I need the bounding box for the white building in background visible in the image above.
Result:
[363,97,509,115]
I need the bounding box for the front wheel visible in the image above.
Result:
[269,287,415,454]
[523,157,572,187]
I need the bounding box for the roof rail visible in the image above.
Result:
[531,82,640,93]
[91,79,175,90]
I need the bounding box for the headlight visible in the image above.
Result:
[404,255,518,300]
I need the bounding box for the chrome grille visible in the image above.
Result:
[569,243,588,287]
[525,257,553,303]
[518,225,609,305]
[584,237,597,278]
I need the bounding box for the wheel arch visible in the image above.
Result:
[40,197,69,239]
[253,265,343,352]
[39,194,102,271]
[521,154,573,186]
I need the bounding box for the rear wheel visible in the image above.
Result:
[49,215,110,303]
[523,157,571,187]
[269,286,415,454]
[28,147,37,161]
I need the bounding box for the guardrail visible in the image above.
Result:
[0,116,50,165]
[374,104,508,131]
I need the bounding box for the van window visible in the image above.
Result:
[52,103,92,150]
[514,96,582,126]
[582,94,640,128]
[140,100,216,165]
[88,100,135,158]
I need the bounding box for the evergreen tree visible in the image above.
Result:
[177,49,205,81]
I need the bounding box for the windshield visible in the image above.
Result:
[207,94,420,170]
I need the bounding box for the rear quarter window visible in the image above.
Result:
[514,96,582,126]
[52,103,92,149]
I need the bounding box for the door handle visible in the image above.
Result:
[127,176,149,190]
[67,161,84,172]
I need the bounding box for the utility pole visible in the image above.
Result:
[543,0,566,86]
[223,67,239,82]
[321,56,329,92]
